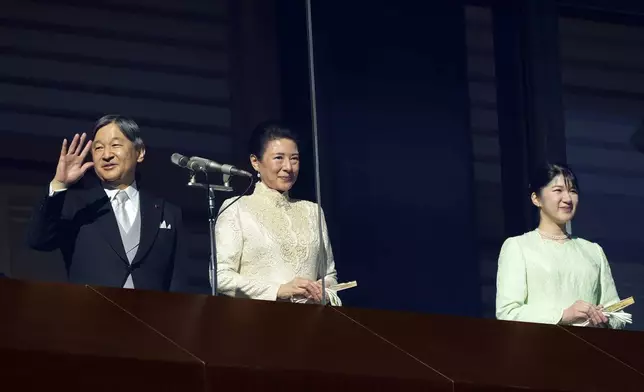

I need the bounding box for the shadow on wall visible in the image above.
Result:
[630,120,644,154]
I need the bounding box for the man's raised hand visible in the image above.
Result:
[51,133,94,190]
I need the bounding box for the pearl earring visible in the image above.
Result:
[257,172,261,178]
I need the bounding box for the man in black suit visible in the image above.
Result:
[27,114,209,293]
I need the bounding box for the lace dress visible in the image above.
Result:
[215,181,339,304]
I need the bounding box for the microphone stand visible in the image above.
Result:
[187,172,233,296]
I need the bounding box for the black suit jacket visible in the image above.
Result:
[26,177,209,293]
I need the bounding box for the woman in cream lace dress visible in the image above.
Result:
[214,121,340,305]
[496,163,625,328]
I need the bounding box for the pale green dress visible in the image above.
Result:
[496,229,625,329]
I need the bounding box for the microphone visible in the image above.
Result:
[171,153,190,168]
[171,152,206,172]
[188,156,253,178]
[171,152,203,171]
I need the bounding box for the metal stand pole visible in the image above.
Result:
[187,173,233,296]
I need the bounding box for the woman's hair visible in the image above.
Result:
[529,162,579,196]
[248,120,299,159]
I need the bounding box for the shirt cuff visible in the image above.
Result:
[48,183,67,197]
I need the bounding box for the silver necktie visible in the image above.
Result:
[113,191,131,232]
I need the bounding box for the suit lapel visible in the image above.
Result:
[132,190,162,265]
[82,184,128,264]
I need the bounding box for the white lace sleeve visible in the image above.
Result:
[320,208,338,288]
[319,208,341,306]
[215,199,281,300]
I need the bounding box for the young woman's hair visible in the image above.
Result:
[529,162,579,196]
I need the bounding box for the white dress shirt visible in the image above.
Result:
[49,181,139,225]
[103,182,140,228]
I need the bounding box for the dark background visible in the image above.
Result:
[0,0,642,329]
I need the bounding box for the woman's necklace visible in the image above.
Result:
[537,228,571,241]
